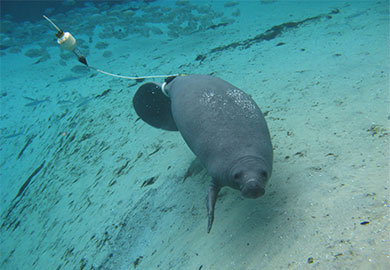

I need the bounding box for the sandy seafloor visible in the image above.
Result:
[0,0,389,269]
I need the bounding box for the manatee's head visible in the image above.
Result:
[230,157,271,199]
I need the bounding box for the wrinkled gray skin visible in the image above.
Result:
[165,75,273,233]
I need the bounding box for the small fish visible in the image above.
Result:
[57,100,74,105]
[3,132,23,139]
[76,96,92,107]
[23,96,50,107]
[58,76,81,83]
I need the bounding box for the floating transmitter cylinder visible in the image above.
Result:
[43,15,88,66]
[57,31,77,51]
[43,15,179,79]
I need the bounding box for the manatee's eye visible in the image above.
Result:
[261,171,268,178]
[233,171,242,181]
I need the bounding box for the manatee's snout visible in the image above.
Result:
[241,179,265,198]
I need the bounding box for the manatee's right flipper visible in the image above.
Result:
[206,180,220,233]
[133,82,178,131]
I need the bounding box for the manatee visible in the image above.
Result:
[133,74,273,232]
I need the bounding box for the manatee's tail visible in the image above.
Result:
[133,82,178,131]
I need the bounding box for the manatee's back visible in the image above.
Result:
[167,75,273,179]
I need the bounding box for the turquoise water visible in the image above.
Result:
[0,1,389,269]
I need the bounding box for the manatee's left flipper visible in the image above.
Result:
[206,180,220,233]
